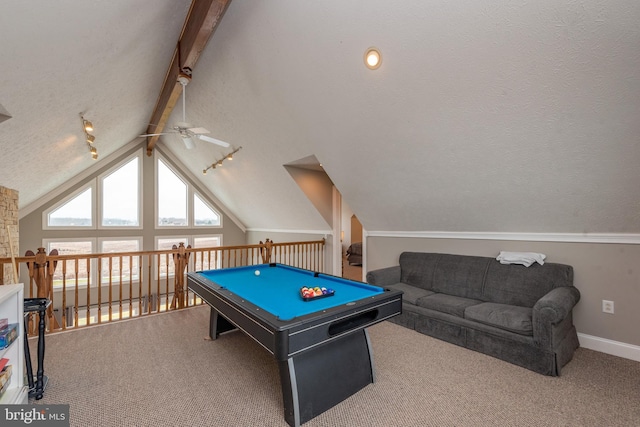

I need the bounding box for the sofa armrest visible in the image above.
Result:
[532,286,581,347]
[366,266,401,287]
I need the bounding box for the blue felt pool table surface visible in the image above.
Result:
[195,264,384,321]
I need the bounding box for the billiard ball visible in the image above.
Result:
[254,270,260,276]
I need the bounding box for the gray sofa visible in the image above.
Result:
[366,252,581,376]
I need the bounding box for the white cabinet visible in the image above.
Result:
[0,283,28,404]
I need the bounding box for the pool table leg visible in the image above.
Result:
[279,329,375,427]
[208,307,237,339]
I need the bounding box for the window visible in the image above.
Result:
[99,238,142,284]
[194,194,220,226]
[157,159,187,226]
[193,236,221,248]
[44,239,95,288]
[45,151,144,230]
[101,156,140,227]
[156,237,189,278]
[156,154,222,228]
[45,184,95,228]
[193,235,222,270]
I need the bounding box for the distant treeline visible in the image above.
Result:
[49,217,136,226]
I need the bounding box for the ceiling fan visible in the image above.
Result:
[140,74,230,149]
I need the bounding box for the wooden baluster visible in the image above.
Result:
[61,260,67,329]
[34,248,47,299]
[170,246,179,309]
[260,239,273,264]
[25,248,60,331]
[46,249,60,329]
[24,250,35,335]
[170,243,191,310]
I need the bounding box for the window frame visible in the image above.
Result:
[154,151,223,229]
[43,180,97,230]
[156,156,189,228]
[97,236,144,285]
[43,237,97,289]
[154,235,190,279]
[192,234,223,270]
[98,151,143,230]
[193,193,221,228]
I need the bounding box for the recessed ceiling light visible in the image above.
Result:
[364,47,382,70]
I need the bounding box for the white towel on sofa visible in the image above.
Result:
[496,251,546,267]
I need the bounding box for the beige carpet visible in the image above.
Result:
[29,306,640,427]
[342,256,363,282]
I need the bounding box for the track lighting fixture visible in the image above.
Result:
[202,146,242,175]
[80,113,98,160]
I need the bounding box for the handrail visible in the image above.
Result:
[0,239,325,335]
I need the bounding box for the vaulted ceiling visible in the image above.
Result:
[1,1,639,234]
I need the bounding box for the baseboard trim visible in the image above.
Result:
[578,333,640,362]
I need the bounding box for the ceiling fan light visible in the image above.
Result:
[182,136,195,149]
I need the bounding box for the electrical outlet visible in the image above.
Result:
[602,300,614,314]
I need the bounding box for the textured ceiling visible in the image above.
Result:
[2,1,640,234]
[0,0,191,208]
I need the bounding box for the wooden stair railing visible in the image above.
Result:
[0,239,326,334]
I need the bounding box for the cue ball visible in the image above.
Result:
[254,270,260,276]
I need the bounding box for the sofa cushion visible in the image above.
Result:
[399,252,441,290]
[464,302,533,335]
[416,293,482,318]
[385,283,434,305]
[483,261,574,307]
[431,254,489,300]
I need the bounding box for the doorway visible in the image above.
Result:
[343,214,363,281]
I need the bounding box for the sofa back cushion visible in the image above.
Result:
[399,252,440,290]
[399,252,487,299]
[399,252,575,307]
[430,254,488,300]
[482,261,574,307]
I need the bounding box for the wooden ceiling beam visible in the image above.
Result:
[145,0,231,156]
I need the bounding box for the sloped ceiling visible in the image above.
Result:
[2,1,640,234]
[0,0,191,207]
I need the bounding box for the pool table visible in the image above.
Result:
[187,263,403,426]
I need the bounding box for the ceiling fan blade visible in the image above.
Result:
[187,127,209,135]
[196,134,230,147]
[139,132,174,137]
